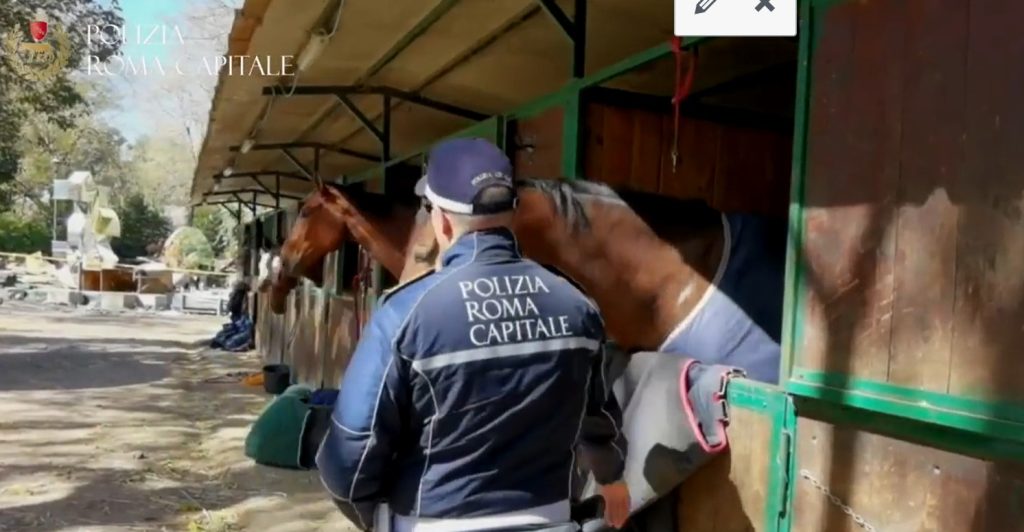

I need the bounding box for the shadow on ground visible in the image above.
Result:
[0,308,356,531]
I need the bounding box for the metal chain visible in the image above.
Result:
[800,469,879,532]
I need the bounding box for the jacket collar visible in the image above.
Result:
[440,227,521,268]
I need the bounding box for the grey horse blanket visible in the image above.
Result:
[575,350,744,531]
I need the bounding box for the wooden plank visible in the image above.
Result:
[628,109,664,193]
[321,295,357,389]
[712,127,791,217]
[798,0,904,381]
[792,417,1024,532]
[677,407,770,531]
[511,107,564,179]
[597,105,635,188]
[582,102,606,180]
[658,115,718,203]
[886,0,967,392]
[949,0,1024,403]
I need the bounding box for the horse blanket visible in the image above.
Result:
[659,213,786,384]
[575,350,743,531]
[574,214,784,530]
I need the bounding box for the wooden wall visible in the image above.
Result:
[254,208,362,389]
[507,97,793,219]
[582,101,792,219]
[796,0,1024,404]
[792,417,1024,532]
[509,106,565,179]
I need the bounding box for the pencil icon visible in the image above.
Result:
[695,0,718,14]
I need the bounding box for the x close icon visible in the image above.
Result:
[756,0,775,11]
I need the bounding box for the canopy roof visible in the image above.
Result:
[190,0,797,207]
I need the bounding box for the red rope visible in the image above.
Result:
[670,36,698,172]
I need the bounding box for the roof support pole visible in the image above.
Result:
[206,198,279,209]
[251,175,275,196]
[205,189,303,201]
[219,203,240,221]
[260,86,488,121]
[234,192,256,214]
[572,0,587,78]
[382,94,392,167]
[536,0,587,77]
[337,94,384,143]
[314,146,321,181]
[216,171,310,185]
[281,148,314,180]
[275,174,283,245]
[537,0,575,39]
[231,142,378,162]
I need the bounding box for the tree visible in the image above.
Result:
[1,80,131,212]
[0,212,49,254]
[111,194,171,261]
[192,205,235,258]
[128,134,195,207]
[0,0,124,194]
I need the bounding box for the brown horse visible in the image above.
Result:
[268,182,420,314]
[274,177,786,357]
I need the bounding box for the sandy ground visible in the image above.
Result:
[0,302,358,532]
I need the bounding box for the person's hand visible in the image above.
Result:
[600,481,630,529]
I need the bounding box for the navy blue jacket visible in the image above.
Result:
[317,228,626,529]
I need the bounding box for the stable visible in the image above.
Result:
[189,0,1024,530]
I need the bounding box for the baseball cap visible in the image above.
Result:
[414,137,516,215]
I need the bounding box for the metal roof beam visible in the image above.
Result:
[336,94,384,142]
[261,85,488,121]
[214,171,310,183]
[281,148,314,180]
[203,189,302,202]
[537,0,575,40]
[229,142,378,162]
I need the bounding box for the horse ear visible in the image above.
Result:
[312,174,324,191]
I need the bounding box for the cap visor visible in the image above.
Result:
[414,176,426,197]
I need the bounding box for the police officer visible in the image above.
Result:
[316,137,630,531]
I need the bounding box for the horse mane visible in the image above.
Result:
[325,183,419,217]
[517,178,626,232]
[516,177,721,235]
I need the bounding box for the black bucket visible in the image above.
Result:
[262,364,291,395]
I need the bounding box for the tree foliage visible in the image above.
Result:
[0,0,124,187]
[111,193,171,261]
[5,80,131,211]
[128,134,194,207]
[192,205,235,258]
[0,212,49,254]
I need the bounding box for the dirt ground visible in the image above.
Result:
[0,302,358,532]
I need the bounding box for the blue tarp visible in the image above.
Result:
[210,315,253,352]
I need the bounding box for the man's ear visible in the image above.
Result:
[441,212,455,241]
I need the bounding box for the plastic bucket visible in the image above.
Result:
[262,364,291,395]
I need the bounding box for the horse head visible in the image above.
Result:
[269,183,422,314]
[279,185,348,287]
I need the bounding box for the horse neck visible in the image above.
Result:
[341,201,417,278]
[513,189,717,350]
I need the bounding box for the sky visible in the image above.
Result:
[95,0,241,143]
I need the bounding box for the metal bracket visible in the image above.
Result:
[536,0,587,77]
[261,85,488,121]
[336,94,384,142]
